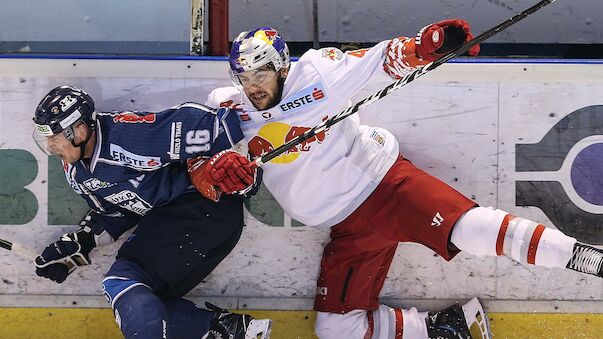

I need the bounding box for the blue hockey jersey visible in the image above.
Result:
[61,103,243,240]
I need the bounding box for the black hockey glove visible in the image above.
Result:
[35,227,96,283]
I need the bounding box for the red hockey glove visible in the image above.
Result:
[187,156,222,202]
[208,150,255,194]
[383,36,430,79]
[415,19,480,62]
[188,150,256,197]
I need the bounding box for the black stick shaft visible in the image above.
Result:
[254,0,556,167]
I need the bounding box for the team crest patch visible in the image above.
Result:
[321,48,344,61]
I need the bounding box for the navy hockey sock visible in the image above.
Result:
[112,284,169,339]
[164,298,214,338]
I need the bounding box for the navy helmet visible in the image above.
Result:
[32,86,96,157]
[33,85,96,138]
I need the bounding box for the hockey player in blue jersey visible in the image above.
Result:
[31,86,269,339]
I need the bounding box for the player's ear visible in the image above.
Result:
[280,67,289,79]
[74,121,90,141]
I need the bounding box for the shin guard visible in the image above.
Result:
[451,207,576,267]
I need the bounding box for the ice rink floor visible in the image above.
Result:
[1,307,602,338]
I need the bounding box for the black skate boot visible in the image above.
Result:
[426,297,492,339]
[566,242,603,278]
[202,302,272,339]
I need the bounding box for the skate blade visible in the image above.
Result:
[246,319,272,339]
[462,297,492,339]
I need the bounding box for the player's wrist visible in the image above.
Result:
[74,227,96,257]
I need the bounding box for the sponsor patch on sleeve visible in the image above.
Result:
[279,83,328,114]
[370,129,385,148]
[105,190,152,215]
[112,112,156,124]
[109,144,162,170]
[321,48,344,61]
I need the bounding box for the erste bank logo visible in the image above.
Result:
[279,84,327,114]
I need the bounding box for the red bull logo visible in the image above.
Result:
[321,48,343,61]
[113,112,156,124]
[254,29,278,45]
[218,101,249,121]
[264,29,278,40]
[248,117,329,164]
[239,113,251,122]
[219,100,242,110]
[237,56,249,68]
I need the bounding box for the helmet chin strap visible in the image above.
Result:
[70,126,93,161]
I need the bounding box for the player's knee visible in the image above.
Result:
[101,276,151,311]
[451,206,507,257]
[315,310,369,339]
[102,277,166,338]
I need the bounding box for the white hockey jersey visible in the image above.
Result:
[207,41,399,228]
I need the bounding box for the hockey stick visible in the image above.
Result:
[252,0,557,167]
[0,238,38,260]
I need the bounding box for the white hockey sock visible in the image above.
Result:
[371,305,428,339]
[531,227,576,268]
[400,307,429,339]
[451,207,577,267]
[314,306,429,339]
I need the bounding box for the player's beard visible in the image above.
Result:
[250,76,285,111]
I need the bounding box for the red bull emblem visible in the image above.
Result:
[237,56,249,68]
[248,135,275,158]
[239,113,251,122]
[219,100,242,110]
[327,49,337,60]
[284,126,327,153]
[247,117,330,164]
[321,48,343,61]
[113,112,156,124]
[264,29,278,40]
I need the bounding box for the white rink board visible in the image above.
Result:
[0,58,602,310]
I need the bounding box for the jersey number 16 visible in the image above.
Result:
[185,130,211,153]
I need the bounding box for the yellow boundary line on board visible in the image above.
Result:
[0,308,602,338]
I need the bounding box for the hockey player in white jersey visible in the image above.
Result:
[202,24,603,339]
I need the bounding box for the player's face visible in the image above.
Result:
[45,132,80,163]
[239,65,283,110]
[41,123,88,163]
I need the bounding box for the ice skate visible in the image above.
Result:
[202,302,272,339]
[426,297,492,339]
